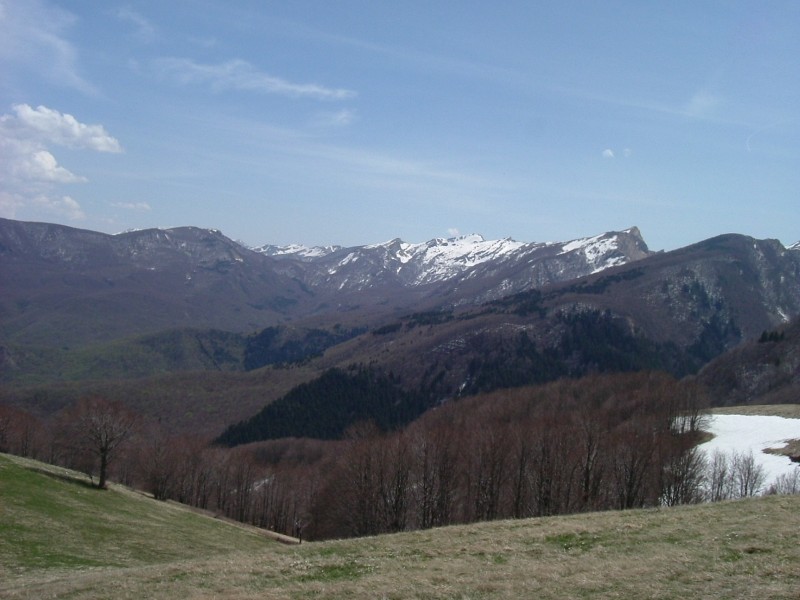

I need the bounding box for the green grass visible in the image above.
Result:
[2,452,800,599]
[544,530,605,552]
[0,454,277,582]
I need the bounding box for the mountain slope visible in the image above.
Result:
[0,453,283,591]
[0,328,247,387]
[0,218,312,346]
[2,218,799,438]
[695,316,800,406]
[315,233,800,396]
[4,453,799,600]
[205,235,800,438]
[3,231,798,437]
[257,227,652,296]
[0,219,652,349]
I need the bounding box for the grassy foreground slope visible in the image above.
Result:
[0,454,285,597]
[2,454,799,599]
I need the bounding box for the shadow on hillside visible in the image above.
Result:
[26,465,98,490]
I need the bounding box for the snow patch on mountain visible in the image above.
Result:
[252,227,651,292]
[254,243,342,260]
[394,234,527,283]
[560,231,631,273]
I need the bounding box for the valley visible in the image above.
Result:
[2,217,800,547]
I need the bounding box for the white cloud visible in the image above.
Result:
[602,148,615,159]
[16,150,86,183]
[37,194,85,220]
[0,104,121,220]
[447,228,461,237]
[11,104,122,152]
[623,148,632,158]
[0,190,85,221]
[0,0,96,94]
[154,57,357,100]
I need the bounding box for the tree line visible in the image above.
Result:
[1,371,797,541]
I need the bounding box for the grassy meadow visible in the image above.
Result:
[2,452,800,599]
[710,404,800,418]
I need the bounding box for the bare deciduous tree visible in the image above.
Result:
[466,425,510,522]
[609,425,657,509]
[731,450,766,498]
[410,418,459,529]
[64,397,138,489]
[766,469,800,496]
[704,449,767,501]
[660,444,707,506]
[0,405,43,458]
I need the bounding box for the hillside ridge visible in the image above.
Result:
[3,452,799,599]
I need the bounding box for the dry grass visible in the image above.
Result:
[765,439,800,459]
[3,451,799,600]
[710,404,800,418]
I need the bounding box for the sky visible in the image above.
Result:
[1,1,798,250]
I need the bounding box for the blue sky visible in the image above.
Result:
[1,1,798,250]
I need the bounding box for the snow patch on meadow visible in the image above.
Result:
[699,414,800,490]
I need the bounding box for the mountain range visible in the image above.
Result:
[255,227,650,290]
[1,217,799,438]
[0,218,651,346]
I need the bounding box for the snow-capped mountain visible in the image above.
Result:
[253,227,652,296]
[3,216,800,408]
[789,241,800,252]
[253,243,343,260]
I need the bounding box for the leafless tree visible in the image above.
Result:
[509,424,533,519]
[0,405,12,453]
[705,450,733,502]
[228,448,259,523]
[0,405,43,458]
[660,444,707,506]
[766,469,800,496]
[63,397,138,489]
[574,408,607,511]
[671,381,710,436]
[138,427,179,500]
[374,432,411,533]
[731,450,766,498]
[466,424,510,521]
[409,418,459,529]
[172,437,216,509]
[704,449,766,501]
[334,422,384,537]
[609,424,657,509]
[251,467,304,534]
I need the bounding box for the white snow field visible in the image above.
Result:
[699,414,800,491]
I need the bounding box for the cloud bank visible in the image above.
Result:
[10,104,122,152]
[0,104,122,220]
